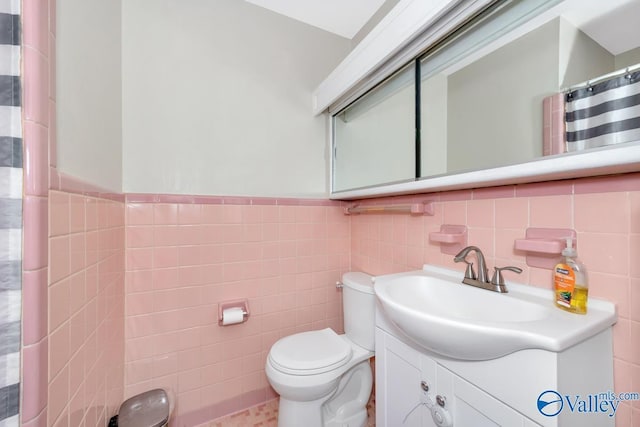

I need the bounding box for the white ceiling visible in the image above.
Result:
[244,0,640,54]
[562,0,640,55]
[244,0,386,39]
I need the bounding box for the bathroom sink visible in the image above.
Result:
[374,265,617,360]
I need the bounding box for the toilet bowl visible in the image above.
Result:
[266,272,375,427]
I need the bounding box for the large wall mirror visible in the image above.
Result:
[331,0,640,196]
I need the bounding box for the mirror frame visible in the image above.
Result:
[331,142,640,199]
[316,0,640,200]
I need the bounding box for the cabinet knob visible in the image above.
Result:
[420,380,429,392]
[436,394,446,407]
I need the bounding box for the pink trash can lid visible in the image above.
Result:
[118,389,169,427]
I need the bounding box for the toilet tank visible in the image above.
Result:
[342,272,376,351]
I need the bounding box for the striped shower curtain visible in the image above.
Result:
[565,70,640,152]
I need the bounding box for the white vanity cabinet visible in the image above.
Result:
[375,314,615,427]
[376,329,538,427]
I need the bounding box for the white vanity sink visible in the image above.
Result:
[374,265,617,360]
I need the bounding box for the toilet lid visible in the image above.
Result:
[269,328,352,375]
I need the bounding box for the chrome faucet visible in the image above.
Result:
[453,246,522,293]
[454,246,489,283]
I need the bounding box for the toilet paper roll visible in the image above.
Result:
[221,307,245,325]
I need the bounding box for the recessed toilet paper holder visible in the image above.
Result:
[218,299,250,326]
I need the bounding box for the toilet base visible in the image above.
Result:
[324,408,367,427]
[278,396,330,427]
[277,395,368,427]
[276,360,372,427]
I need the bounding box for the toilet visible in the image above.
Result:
[265,272,375,427]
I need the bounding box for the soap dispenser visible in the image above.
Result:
[554,238,588,314]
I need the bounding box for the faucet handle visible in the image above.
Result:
[458,260,477,280]
[491,266,523,286]
[464,262,477,280]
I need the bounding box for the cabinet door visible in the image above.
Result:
[376,330,438,427]
[436,365,527,427]
[376,328,535,427]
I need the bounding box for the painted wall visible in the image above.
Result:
[616,47,640,70]
[123,196,350,425]
[56,0,122,192]
[558,17,614,88]
[350,175,640,426]
[0,0,22,424]
[121,0,351,198]
[350,0,401,48]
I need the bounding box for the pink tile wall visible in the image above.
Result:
[47,191,125,427]
[350,173,640,426]
[22,0,56,425]
[123,199,350,425]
